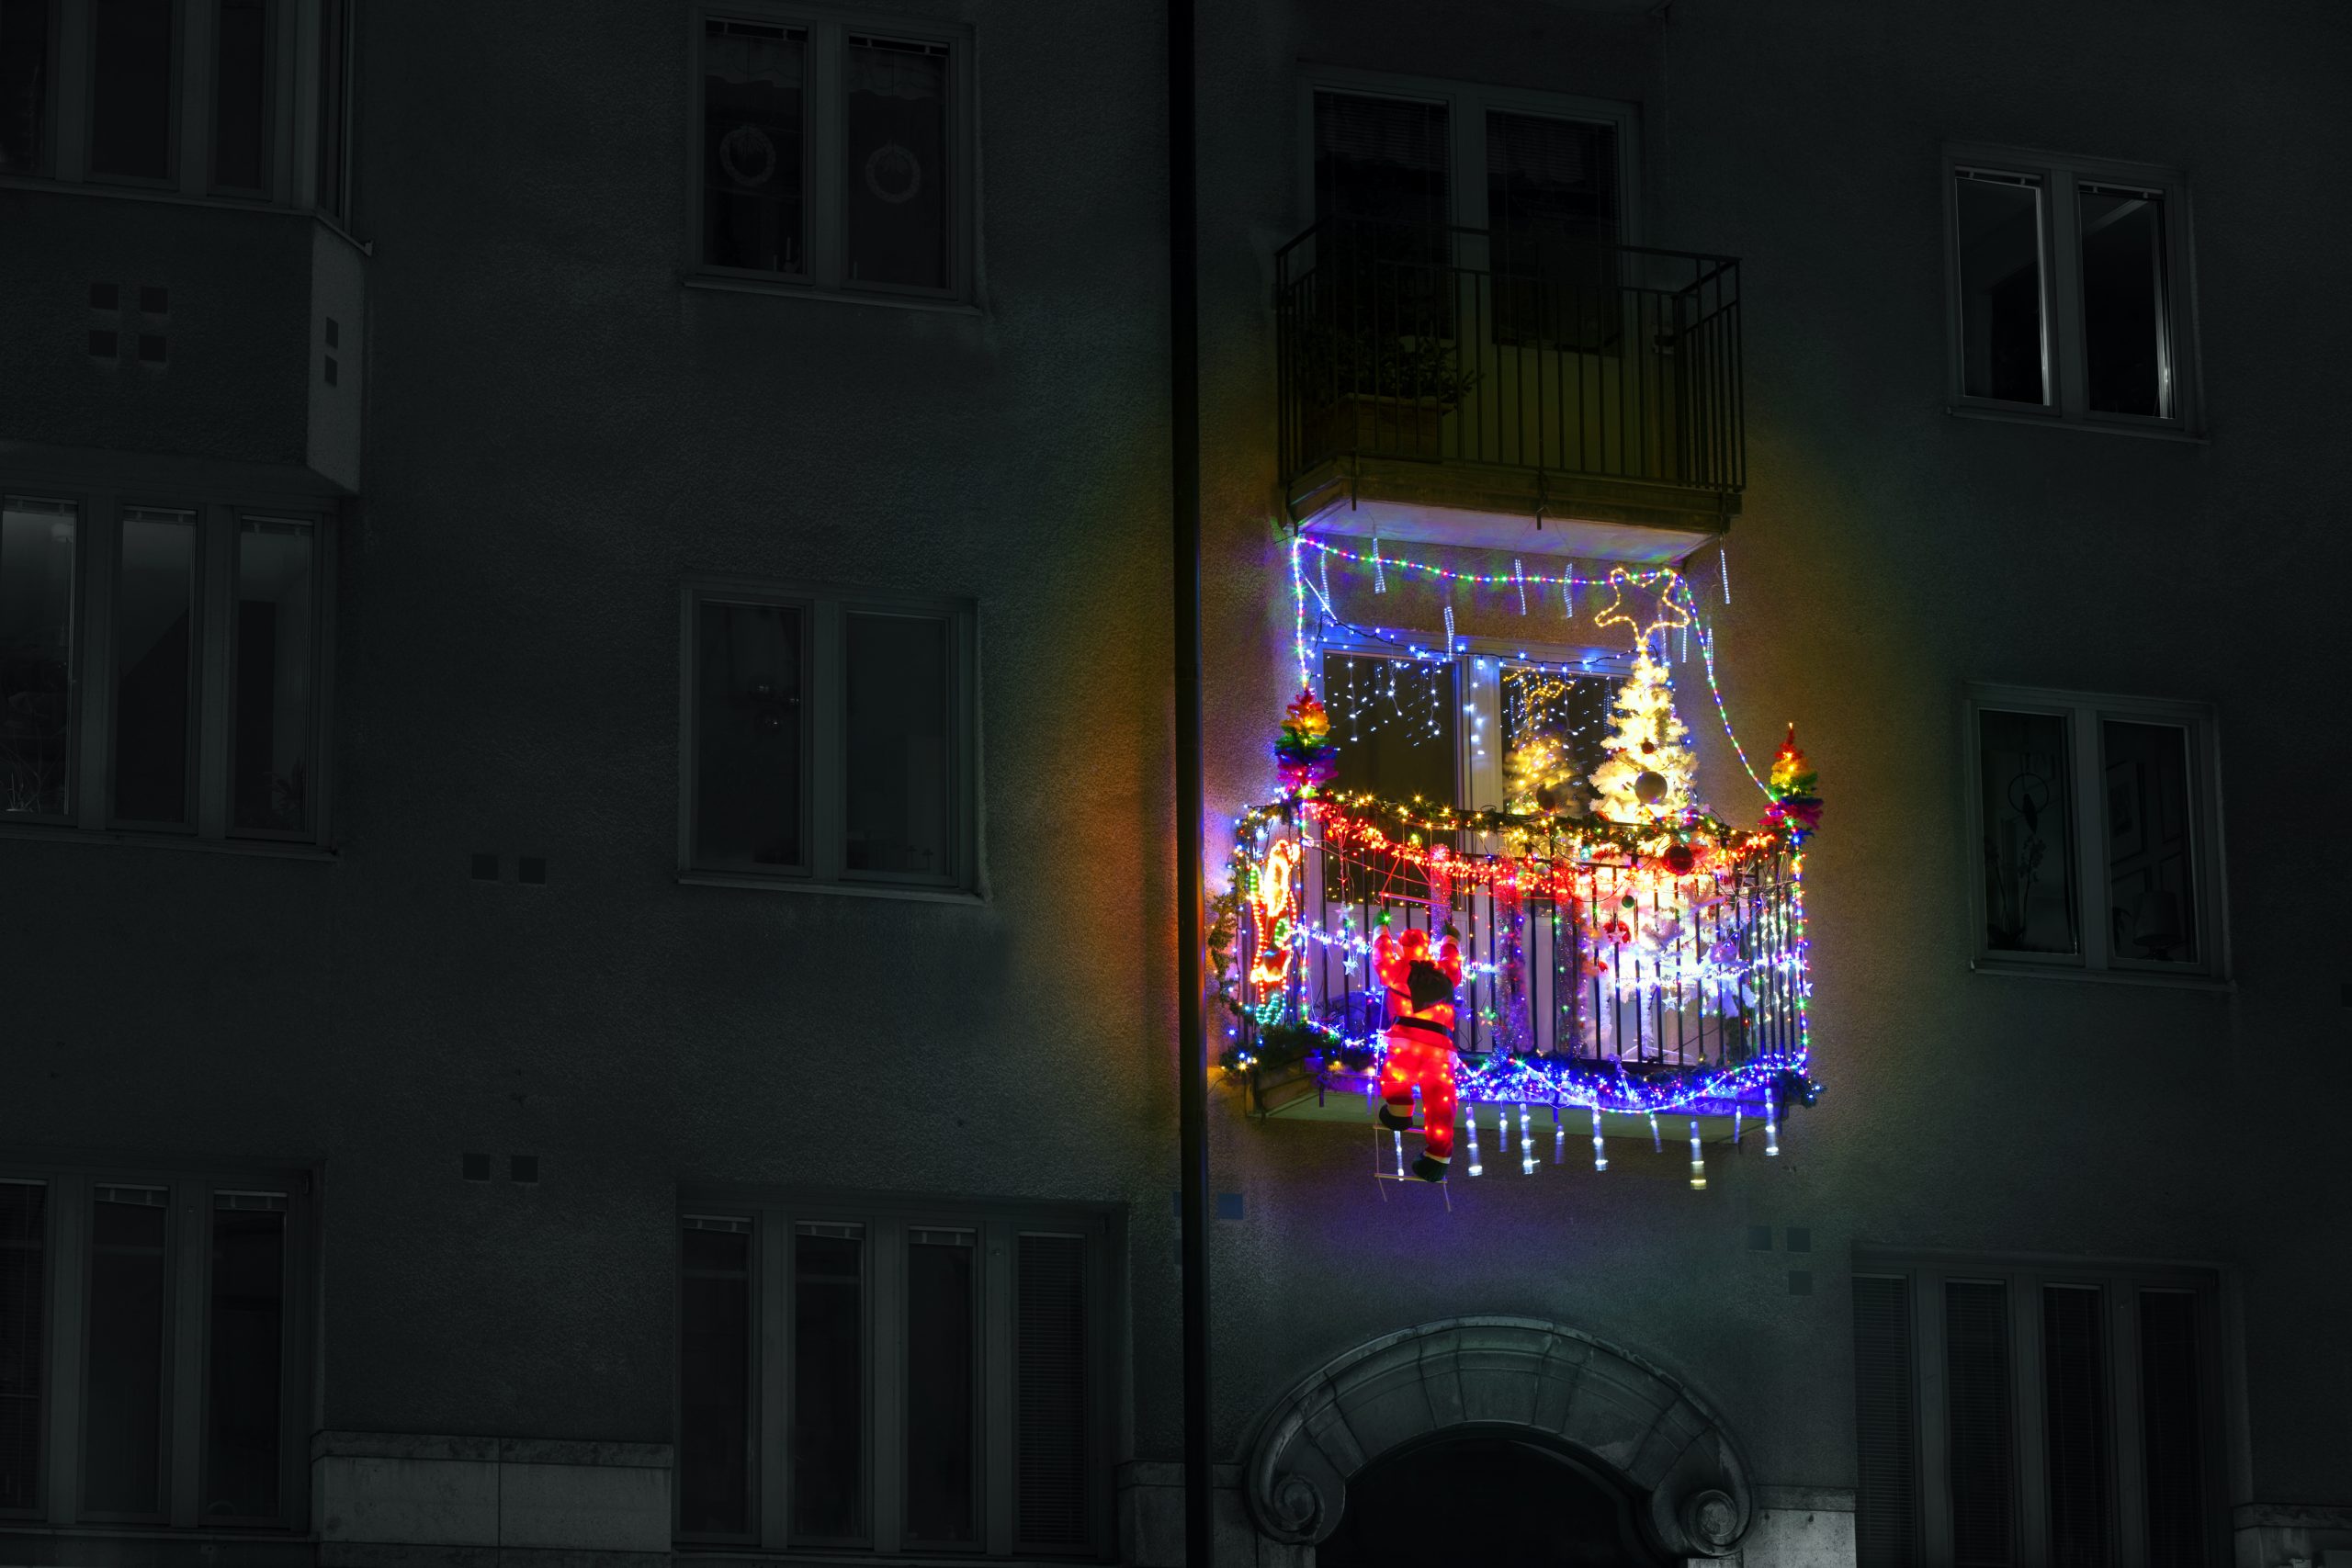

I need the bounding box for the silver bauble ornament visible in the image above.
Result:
[1634,770,1668,805]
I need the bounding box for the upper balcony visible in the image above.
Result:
[1274,219,1743,562]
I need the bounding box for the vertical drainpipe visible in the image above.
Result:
[1167,0,1212,1564]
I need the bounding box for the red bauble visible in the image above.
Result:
[1663,843,1696,875]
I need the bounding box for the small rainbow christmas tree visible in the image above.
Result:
[1273,686,1339,794]
[1763,724,1823,834]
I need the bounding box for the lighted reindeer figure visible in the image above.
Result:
[1374,919,1464,1181]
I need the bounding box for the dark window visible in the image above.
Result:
[203,1194,284,1520]
[2078,186,2169,418]
[678,1220,752,1538]
[1486,110,1619,348]
[231,519,314,835]
[1977,708,2075,955]
[210,0,267,192]
[701,19,805,275]
[2139,1291,2208,1568]
[1851,1275,1918,1568]
[843,36,947,290]
[1955,171,2046,405]
[1313,91,1452,352]
[692,600,804,873]
[87,0,175,182]
[83,1188,168,1517]
[2041,1286,2109,1568]
[111,507,197,827]
[842,610,950,880]
[312,0,345,212]
[0,0,50,174]
[903,1229,977,1547]
[1013,1233,1088,1550]
[1944,1280,2014,1567]
[0,496,77,819]
[792,1224,864,1542]
[2100,719,2197,965]
[0,1182,42,1512]
[1325,651,1458,807]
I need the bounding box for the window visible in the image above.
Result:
[1945,144,2199,433]
[680,578,977,896]
[0,0,348,214]
[691,6,973,302]
[0,1163,313,1530]
[1964,685,2224,980]
[1852,1256,2223,1568]
[674,1194,1114,1557]
[1320,635,1624,811]
[0,488,333,846]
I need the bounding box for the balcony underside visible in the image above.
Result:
[1285,454,1736,564]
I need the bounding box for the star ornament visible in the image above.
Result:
[1590,568,1691,655]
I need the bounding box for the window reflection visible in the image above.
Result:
[0,497,76,818]
[112,508,196,826]
[2101,719,2197,964]
[232,520,313,834]
[1978,708,2076,954]
[2080,186,2171,418]
[1956,172,2047,404]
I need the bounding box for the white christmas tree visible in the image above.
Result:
[1589,645,1695,823]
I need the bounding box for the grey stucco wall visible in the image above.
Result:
[1,0,2348,1552]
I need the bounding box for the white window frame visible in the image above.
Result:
[1962,683,2228,985]
[677,574,980,899]
[1295,64,1642,246]
[1852,1251,2230,1568]
[1318,626,1635,811]
[673,1190,1117,1559]
[0,477,336,853]
[1943,141,2202,437]
[0,1157,317,1533]
[684,2,978,307]
[1,0,356,217]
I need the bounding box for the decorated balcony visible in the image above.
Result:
[1211,544,1821,1185]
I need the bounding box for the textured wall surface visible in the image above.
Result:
[2,0,2348,1561]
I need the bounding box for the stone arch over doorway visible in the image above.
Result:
[1243,1316,1754,1561]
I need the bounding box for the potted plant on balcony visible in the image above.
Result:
[1291,319,1477,464]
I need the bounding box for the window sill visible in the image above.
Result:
[681,271,983,317]
[0,174,373,253]
[1944,404,2208,444]
[1970,958,2233,993]
[0,821,338,862]
[678,870,984,906]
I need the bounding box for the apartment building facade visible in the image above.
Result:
[0,1,2346,1565]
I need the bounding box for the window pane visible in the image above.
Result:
[1850,1275,1918,1568]
[678,1223,752,1537]
[2101,720,2198,965]
[1014,1233,1089,1550]
[1325,652,1457,807]
[0,496,76,818]
[1944,1280,2014,1568]
[2042,1286,2109,1568]
[693,601,803,873]
[88,0,174,180]
[702,19,804,275]
[1316,90,1448,232]
[84,1188,169,1516]
[1978,708,2075,955]
[0,0,51,174]
[843,36,947,290]
[1956,172,2046,404]
[791,1225,863,1541]
[232,520,313,834]
[0,1182,43,1512]
[1487,111,1618,348]
[204,1197,284,1520]
[211,0,267,192]
[1314,92,1452,351]
[1500,664,1610,813]
[113,508,196,826]
[2079,186,2170,418]
[904,1230,976,1545]
[842,611,951,880]
[312,0,344,212]
[2139,1291,2209,1568]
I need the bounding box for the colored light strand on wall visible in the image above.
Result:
[1689,1120,1706,1190]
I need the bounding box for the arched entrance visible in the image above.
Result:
[1317,1432,1666,1567]
[1244,1317,1751,1562]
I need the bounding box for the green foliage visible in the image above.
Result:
[1290,320,1478,406]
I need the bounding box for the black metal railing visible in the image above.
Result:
[1274,219,1745,500]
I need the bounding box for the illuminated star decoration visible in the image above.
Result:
[1591,565,1693,657]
